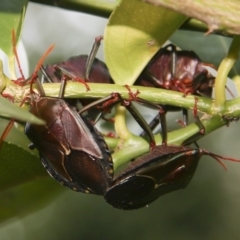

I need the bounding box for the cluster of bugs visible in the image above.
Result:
[1,34,240,210]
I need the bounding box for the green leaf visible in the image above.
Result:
[0,118,47,191]
[0,96,44,124]
[0,142,46,191]
[0,0,28,56]
[104,0,187,85]
[0,178,64,223]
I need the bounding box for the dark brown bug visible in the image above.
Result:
[41,36,113,119]
[105,145,200,209]
[100,85,234,210]
[0,38,113,194]
[137,44,215,132]
[138,44,214,97]
[104,140,240,210]
[25,77,114,194]
[42,37,112,85]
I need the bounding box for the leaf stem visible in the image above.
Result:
[214,36,240,108]
[114,104,133,140]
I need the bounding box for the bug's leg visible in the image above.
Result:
[139,104,169,140]
[0,119,15,150]
[169,44,177,79]
[181,108,188,126]
[175,108,201,148]
[184,71,213,97]
[182,97,205,146]
[85,36,103,80]
[193,98,205,134]
[140,111,163,137]
[52,37,104,92]
[40,65,53,83]
[54,66,90,91]
[0,94,30,150]
[44,65,70,99]
[78,91,157,149]
[124,85,167,145]
[140,71,165,88]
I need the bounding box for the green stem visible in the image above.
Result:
[214,58,235,108]
[42,82,240,117]
[42,82,213,113]
[29,1,234,36]
[114,104,133,140]
[30,0,118,18]
[2,80,240,119]
[214,36,240,108]
[112,114,226,170]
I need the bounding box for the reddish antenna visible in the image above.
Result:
[29,45,55,94]
[12,30,25,82]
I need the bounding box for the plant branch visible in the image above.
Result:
[112,113,228,170]
[41,82,214,112]
[214,36,240,108]
[144,0,240,35]
[30,0,234,36]
[29,0,117,18]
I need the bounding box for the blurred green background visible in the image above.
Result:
[1,2,240,239]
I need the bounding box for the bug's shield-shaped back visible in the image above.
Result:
[25,97,113,194]
[105,145,200,210]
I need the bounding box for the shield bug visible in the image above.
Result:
[43,37,112,85]
[100,84,238,210]
[25,74,114,194]
[41,36,113,119]
[138,44,214,98]
[104,143,240,210]
[137,44,215,132]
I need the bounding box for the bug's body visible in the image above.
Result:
[43,55,113,118]
[44,55,113,85]
[25,97,113,194]
[104,145,200,210]
[137,44,214,98]
[136,44,215,136]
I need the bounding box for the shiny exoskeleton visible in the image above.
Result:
[44,55,112,85]
[138,44,214,97]
[104,141,240,210]
[137,44,215,131]
[105,145,200,209]
[42,37,113,119]
[25,80,114,194]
